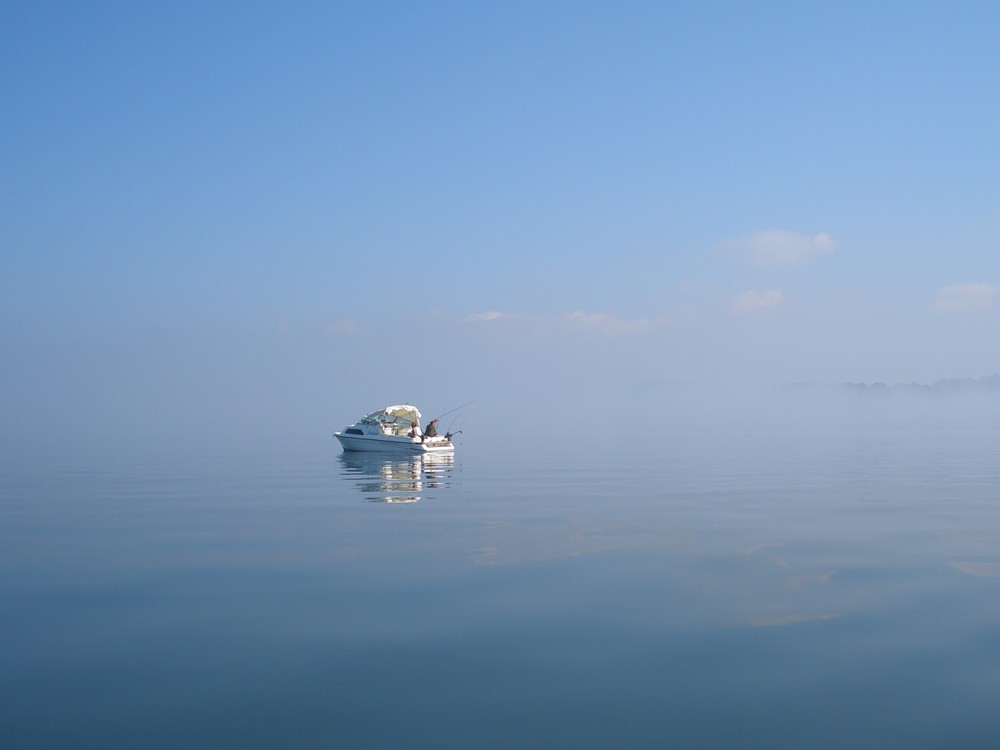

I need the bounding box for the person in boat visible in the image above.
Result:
[409,422,423,440]
[424,418,439,438]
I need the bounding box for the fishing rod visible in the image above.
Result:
[429,399,480,422]
[443,413,467,440]
[422,400,478,439]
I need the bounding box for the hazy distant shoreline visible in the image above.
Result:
[788,375,1000,397]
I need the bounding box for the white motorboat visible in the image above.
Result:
[334,404,456,453]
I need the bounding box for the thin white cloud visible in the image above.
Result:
[724,230,836,266]
[950,561,1000,578]
[466,311,521,322]
[563,310,652,334]
[466,310,657,335]
[747,612,841,627]
[731,289,784,315]
[934,283,998,312]
[328,318,363,336]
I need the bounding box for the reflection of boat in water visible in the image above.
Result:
[339,451,456,503]
[334,404,456,454]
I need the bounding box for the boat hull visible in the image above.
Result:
[335,432,454,453]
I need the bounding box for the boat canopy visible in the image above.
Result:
[360,404,422,426]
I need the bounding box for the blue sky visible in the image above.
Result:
[3,1,999,457]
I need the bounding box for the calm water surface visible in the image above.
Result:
[3,431,1000,748]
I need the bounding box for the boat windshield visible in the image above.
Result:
[359,405,422,426]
